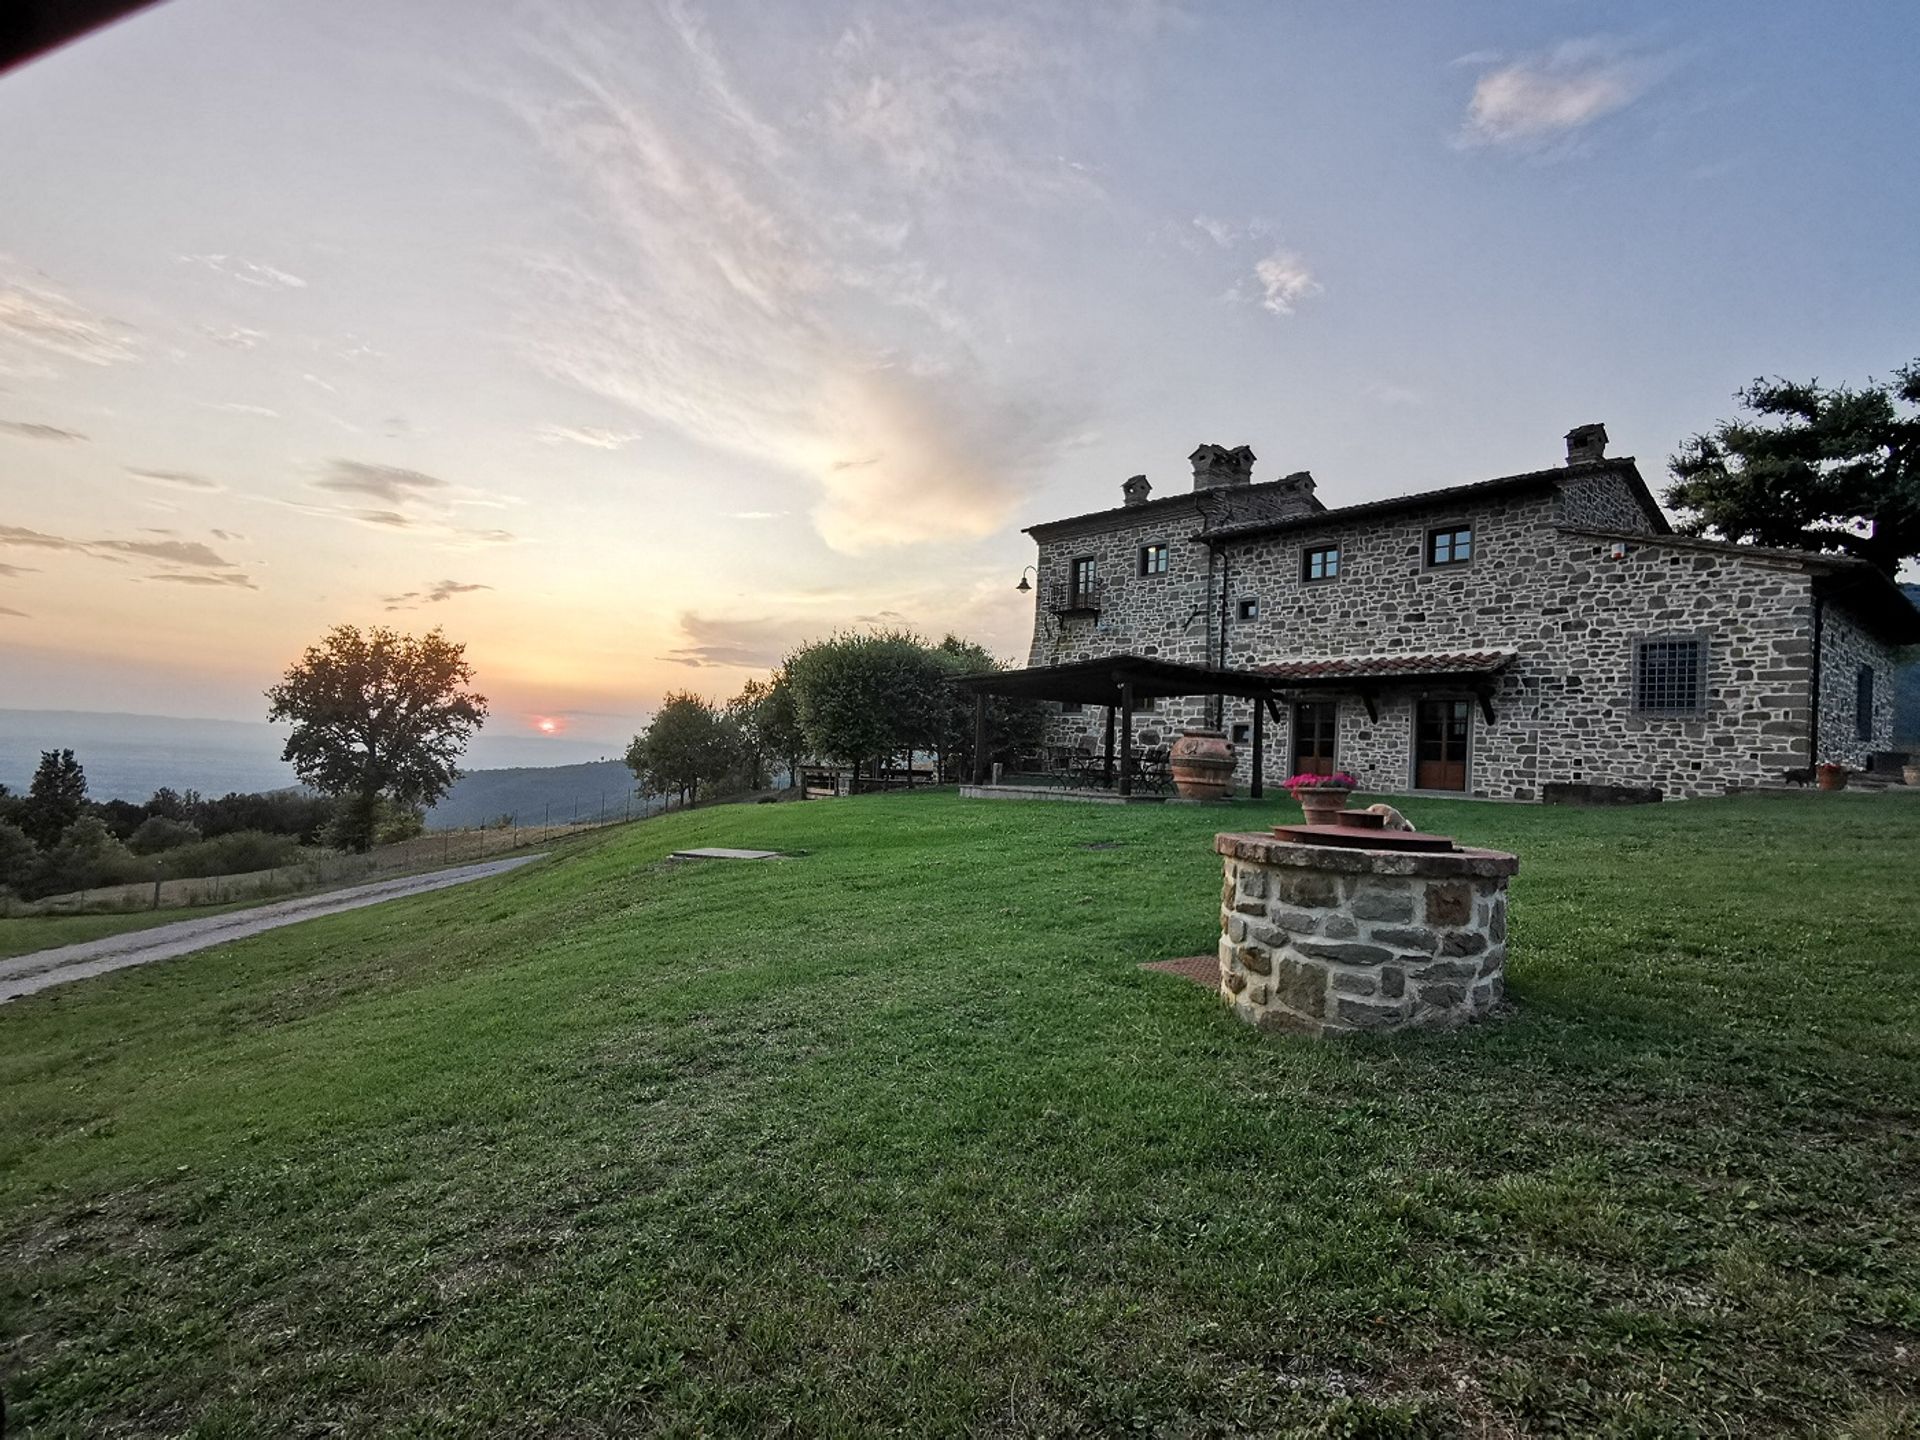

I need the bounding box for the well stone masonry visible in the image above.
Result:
[1215,832,1519,1036]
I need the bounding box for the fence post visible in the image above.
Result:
[151,862,162,911]
[543,803,550,843]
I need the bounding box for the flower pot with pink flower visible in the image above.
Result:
[1286,770,1358,825]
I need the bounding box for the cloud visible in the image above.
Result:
[727,510,782,520]
[538,423,643,450]
[95,538,233,566]
[128,467,222,491]
[1457,39,1670,150]
[0,419,86,443]
[0,523,84,552]
[504,3,1141,552]
[316,460,450,505]
[383,578,492,610]
[198,401,280,418]
[659,611,806,669]
[201,324,267,350]
[0,604,27,618]
[147,571,257,589]
[0,561,36,576]
[1250,250,1322,316]
[179,254,309,289]
[0,276,139,371]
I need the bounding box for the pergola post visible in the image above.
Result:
[971,693,989,784]
[1119,682,1135,797]
[1250,694,1265,800]
[1103,705,1115,787]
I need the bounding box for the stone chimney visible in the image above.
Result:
[1190,443,1256,491]
[1565,423,1609,466]
[1121,474,1152,507]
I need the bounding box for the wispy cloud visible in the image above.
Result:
[659,611,805,668]
[198,401,280,418]
[0,521,251,585]
[147,571,257,590]
[0,604,28,619]
[503,3,1156,552]
[0,561,36,576]
[538,423,643,450]
[1250,250,1322,316]
[0,274,139,372]
[201,324,267,350]
[128,467,222,491]
[727,510,783,521]
[315,460,449,505]
[0,419,86,443]
[1456,39,1672,151]
[383,578,492,611]
[179,254,309,290]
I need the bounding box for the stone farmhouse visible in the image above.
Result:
[1021,426,1920,800]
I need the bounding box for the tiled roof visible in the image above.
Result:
[1252,650,1517,682]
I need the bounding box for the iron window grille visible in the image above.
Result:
[1302,544,1340,582]
[1633,636,1708,715]
[1426,525,1473,566]
[1139,543,1170,576]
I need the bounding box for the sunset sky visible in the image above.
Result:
[2,1,1916,752]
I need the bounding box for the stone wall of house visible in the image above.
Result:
[1016,461,1892,800]
[1815,601,1900,768]
[1215,832,1518,1036]
[1555,468,1661,532]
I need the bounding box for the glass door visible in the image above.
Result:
[1291,701,1338,775]
[1415,698,1470,791]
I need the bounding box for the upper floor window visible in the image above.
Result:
[1236,596,1259,621]
[1139,542,1169,576]
[1426,525,1473,567]
[1857,665,1876,741]
[1633,636,1707,716]
[1302,544,1340,583]
[1071,555,1097,603]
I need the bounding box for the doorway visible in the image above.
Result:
[1415,698,1470,791]
[1291,701,1338,776]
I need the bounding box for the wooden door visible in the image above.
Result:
[1291,701,1338,775]
[1415,698,1470,791]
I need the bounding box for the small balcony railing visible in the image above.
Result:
[1046,579,1102,615]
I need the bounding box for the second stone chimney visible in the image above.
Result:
[1121,474,1152,507]
[1190,443,1256,491]
[1565,423,1609,466]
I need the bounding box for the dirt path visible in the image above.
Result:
[0,854,545,1005]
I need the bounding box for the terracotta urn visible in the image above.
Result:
[1169,727,1235,800]
[1292,786,1354,826]
[1816,762,1848,792]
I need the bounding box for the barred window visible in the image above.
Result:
[1857,665,1875,741]
[1633,636,1707,715]
[1139,543,1169,576]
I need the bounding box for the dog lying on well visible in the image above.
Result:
[1364,802,1415,832]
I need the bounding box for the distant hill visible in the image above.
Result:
[426,760,658,830]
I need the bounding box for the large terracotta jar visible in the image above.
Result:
[1816,762,1848,792]
[1169,728,1235,800]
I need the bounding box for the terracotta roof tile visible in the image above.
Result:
[1252,650,1517,682]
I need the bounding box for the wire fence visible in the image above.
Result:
[11,808,635,918]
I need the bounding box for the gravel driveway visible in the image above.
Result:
[0,854,544,1005]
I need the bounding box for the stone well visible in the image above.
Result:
[1214,832,1519,1037]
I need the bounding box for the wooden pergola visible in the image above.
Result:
[949,655,1289,798]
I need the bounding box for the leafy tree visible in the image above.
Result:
[128,815,203,855]
[1666,360,1920,575]
[32,815,142,899]
[0,820,36,895]
[626,693,742,806]
[20,748,87,848]
[266,625,488,851]
[785,631,948,783]
[929,635,1047,781]
[727,670,807,790]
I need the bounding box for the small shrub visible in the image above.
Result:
[153,830,306,880]
[128,815,203,855]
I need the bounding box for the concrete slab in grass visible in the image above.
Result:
[668,847,787,861]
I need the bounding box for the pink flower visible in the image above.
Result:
[1285,771,1357,791]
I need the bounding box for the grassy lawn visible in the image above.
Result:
[2,791,1917,1435]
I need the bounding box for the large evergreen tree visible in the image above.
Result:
[1666,359,1920,575]
[20,748,87,848]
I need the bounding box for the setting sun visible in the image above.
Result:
[535,718,560,735]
